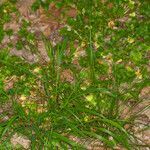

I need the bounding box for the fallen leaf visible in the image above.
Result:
[60,69,74,83]
[4,76,17,91]
[11,133,31,149]
[108,20,115,29]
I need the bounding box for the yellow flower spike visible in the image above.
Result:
[85,94,94,101]
[85,94,96,106]
[116,59,123,63]
[84,116,89,122]
[33,67,41,73]
[81,41,86,47]
[127,37,135,43]
[21,103,26,107]
[135,69,142,79]
[138,74,142,79]
[20,75,25,80]
[20,95,27,101]
[81,86,87,91]
[126,66,133,72]
[129,0,135,5]
[3,9,7,13]
[66,25,71,31]
[129,12,136,17]
[108,20,115,29]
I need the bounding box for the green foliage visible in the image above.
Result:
[0,0,149,149]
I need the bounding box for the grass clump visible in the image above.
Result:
[0,0,150,149]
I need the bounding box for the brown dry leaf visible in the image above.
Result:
[30,5,63,38]
[42,25,51,37]
[37,40,50,63]
[0,115,9,123]
[66,8,77,18]
[139,86,150,100]
[49,4,62,18]
[107,3,113,9]
[120,86,150,121]
[0,35,10,48]
[68,135,104,150]
[61,69,74,83]
[4,76,18,91]
[49,29,63,46]
[11,133,31,149]
[10,48,38,63]
[108,20,115,29]
[4,21,20,33]
[2,21,19,48]
[74,47,86,58]
[99,75,108,81]
[116,17,129,23]
[72,58,80,67]
[17,0,35,17]
[141,129,150,145]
